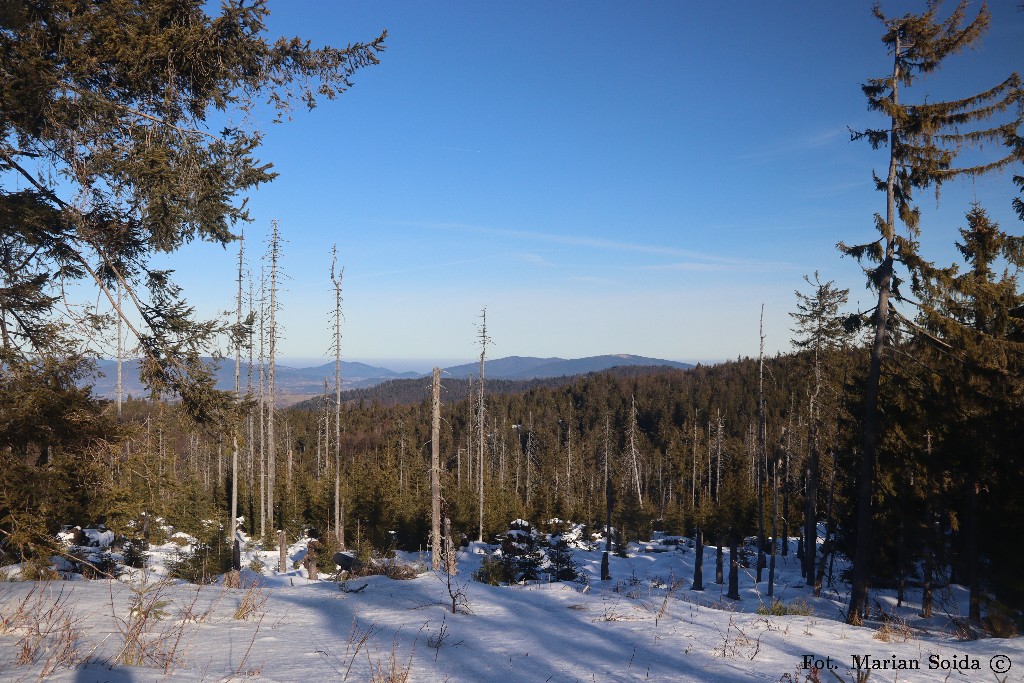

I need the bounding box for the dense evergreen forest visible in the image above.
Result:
[1,0,1022,638]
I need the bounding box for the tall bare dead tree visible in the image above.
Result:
[601,413,613,581]
[230,230,245,570]
[267,221,281,567]
[116,283,123,421]
[431,367,442,570]
[476,307,491,542]
[246,270,255,535]
[331,246,345,548]
[628,395,643,507]
[757,304,766,582]
[257,263,266,539]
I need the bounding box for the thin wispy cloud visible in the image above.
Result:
[801,179,871,199]
[513,252,554,266]
[380,220,761,267]
[348,256,496,281]
[631,260,795,273]
[733,127,845,166]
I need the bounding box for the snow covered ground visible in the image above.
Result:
[1,529,1020,682]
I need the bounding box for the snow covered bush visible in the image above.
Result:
[475,519,584,585]
[546,538,580,582]
[121,539,148,569]
[544,520,583,582]
[475,520,544,585]
[167,525,232,584]
[473,555,512,585]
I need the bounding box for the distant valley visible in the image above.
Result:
[87,354,694,406]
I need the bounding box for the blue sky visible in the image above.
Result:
[165,1,1023,371]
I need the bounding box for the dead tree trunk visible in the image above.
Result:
[266,221,281,538]
[716,541,724,585]
[431,368,442,570]
[116,284,123,421]
[601,413,613,581]
[727,533,740,600]
[814,451,838,597]
[628,395,643,507]
[477,307,489,543]
[768,440,781,597]
[757,304,766,582]
[443,517,457,575]
[692,525,704,591]
[331,247,344,549]
[231,232,243,570]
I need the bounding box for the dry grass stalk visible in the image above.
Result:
[111,576,203,673]
[367,626,421,683]
[234,580,267,621]
[232,596,268,678]
[872,620,912,643]
[340,618,381,681]
[7,583,88,676]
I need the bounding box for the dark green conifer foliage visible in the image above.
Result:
[0,0,385,418]
[0,0,385,561]
[838,0,1022,624]
[917,205,1024,620]
[790,274,850,587]
[1015,173,1024,223]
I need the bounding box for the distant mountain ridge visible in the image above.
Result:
[441,354,693,380]
[87,358,419,403]
[87,354,692,406]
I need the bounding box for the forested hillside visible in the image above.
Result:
[5,340,1023,629]
[315,363,692,408]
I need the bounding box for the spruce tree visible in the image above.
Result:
[790,273,850,587]
[838,0,1022,624]
[0,0,385,418]
[917,205,1024,621]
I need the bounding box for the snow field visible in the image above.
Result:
[0,533,1020,682]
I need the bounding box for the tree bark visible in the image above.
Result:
[478,309,487,543]
[267,222,279,540]
[757,304,766,583]
[692,526,704,591]
[431,368,442,570]
[769,445,779,597]
[727,533,740,600]
[716,540,724,585]
[814,451,837,598]
[848,34,901,626]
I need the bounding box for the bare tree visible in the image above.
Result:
[627,395,643,507]
[476,307,491,542]
[267,220,282,569]
[330,246,345,548]
[431,367,442,570]
[230,231,245,570]
[757,304,766,582]
[116,283,123,421]
[601,413,613,581]
[258,264,266,539]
